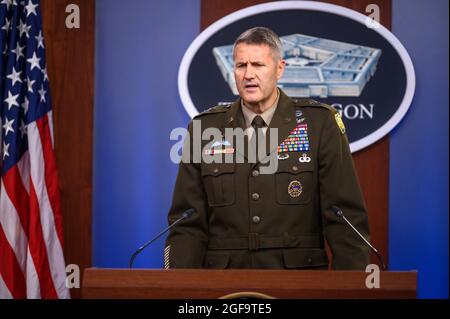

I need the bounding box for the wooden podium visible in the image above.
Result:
[82,268,417,299]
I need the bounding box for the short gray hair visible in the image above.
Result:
[233,27,283,60]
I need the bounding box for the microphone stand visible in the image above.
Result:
[128,209,194,268]
[332,205,386,270]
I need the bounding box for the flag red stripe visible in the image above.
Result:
[28,181,58,298]
[0,225,26,298]
[2,166,30,233]
[36,115,64,247]
[3,162,57,298]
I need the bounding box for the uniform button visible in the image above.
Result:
[252,170,259,177]
[251,193,260,201]
[213,168,219,173]
[292,165,299,172]
[252,216,261,224]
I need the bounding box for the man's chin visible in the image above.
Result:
[241,95,261,105]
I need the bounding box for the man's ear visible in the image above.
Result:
[277,59,286,79]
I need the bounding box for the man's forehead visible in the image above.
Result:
[234,42,272,52]
[233,43,273,60]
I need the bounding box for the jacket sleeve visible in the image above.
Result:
[318,110,371,270]
[164,120,209,268]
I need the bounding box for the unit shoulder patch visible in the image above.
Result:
[334,112,346,135]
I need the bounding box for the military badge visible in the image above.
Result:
[299,153,311,163]
[203,148,235,155]
[277,124,310,153]
[295,109,305,124]
[335,113,346,135]
[211,140,231,147]
[277,153,290,160]
[287,180,303,198]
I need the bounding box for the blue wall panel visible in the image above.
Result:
[94,0,199,268]
[391,0,448,298]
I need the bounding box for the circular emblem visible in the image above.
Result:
[288,180,303,198]
[178,1,416,153]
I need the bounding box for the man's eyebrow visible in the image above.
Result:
[235,60,265,65]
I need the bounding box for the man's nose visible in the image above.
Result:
[244,65,255,79]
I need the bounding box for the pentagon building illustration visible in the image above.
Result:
[212,34,382,97]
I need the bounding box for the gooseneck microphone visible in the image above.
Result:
[128,208,195,268]
[331,205,386,270]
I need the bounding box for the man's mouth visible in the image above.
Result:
[244,83,259,90]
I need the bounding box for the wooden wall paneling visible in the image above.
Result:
[319,0,391,267]
[201,0,269,30]
[41,0,94,298]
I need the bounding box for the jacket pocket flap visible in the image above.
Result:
[201,163,235,177]
[276,160,313,174]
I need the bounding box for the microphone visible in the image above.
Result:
[128,208,195,268]
[331,205,386,270]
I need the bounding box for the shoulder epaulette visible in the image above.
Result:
[194,103,231,118]
[294,99,335,112]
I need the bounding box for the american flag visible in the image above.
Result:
[0,0,69,298]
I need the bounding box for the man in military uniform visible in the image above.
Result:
[164,27,370,270]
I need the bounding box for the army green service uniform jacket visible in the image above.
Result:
[164,90,370,270]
